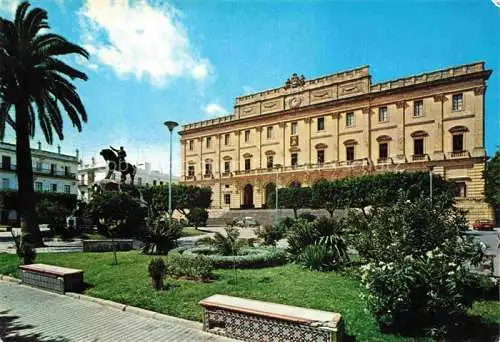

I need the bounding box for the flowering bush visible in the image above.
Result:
[356,193,486,337]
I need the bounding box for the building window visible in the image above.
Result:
[35,161,42,171]
[110,173,116,180]
[51,183,57,192]
[50,164,56,174]
[224,133,230,146]
[267,155,273,169]
[291,122,298,135]
[64,166,70,176]
[64,185,71,194]
[291,153,298,167]
[346,146,355,161]
[452,134,464,152]
[414,138,424,156]
[204,163,212,176]
[206,137,211,149]
[245,158,251,171]
[379,143,388,160]
[267,126,273,139]
[189,140,194,151]
[346,112,354,127]
[188,166,195,177]
[224,161,231,173]
[378,107,388,122]
[244,130,250,142]
[452,93,463,111]
[224,194,231,205]
[225,184,230,188]
[317,150,325,165]
[2,178,9,190]
[317,117,325,131]
[138,177,142,186]
[35,182,43,192]
[454,182,467,198]
[2,156,11,170]
[414,100,423,117]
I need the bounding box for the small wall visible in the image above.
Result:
[83,239,134,252]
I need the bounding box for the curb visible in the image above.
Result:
[66,292,202,330]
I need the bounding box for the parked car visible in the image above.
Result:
[472,220,496,231]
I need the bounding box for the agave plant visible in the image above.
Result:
[198,226,246,256]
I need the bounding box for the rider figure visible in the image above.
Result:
[110,146,127,171]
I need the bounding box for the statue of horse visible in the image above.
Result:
[100,148,137,185]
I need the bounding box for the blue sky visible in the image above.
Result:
[0,0,499,175]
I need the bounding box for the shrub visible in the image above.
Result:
[165,252,214,281]
[186,207,209,227]
[142,216,183,255]
[361,250,483,337]
[148,257,166,290]
[177,246,288,268]
[347,192,470,264]
[357,193,486,337]
[200,226,246,256]
[254,224,285,246]
[286,219,318,258]
[298,212,317,222]
[287,217,348,256]
[299,245,336,271]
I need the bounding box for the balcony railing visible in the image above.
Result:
[377,157,393,164]
[412,154,429,162]
[448,151,469,159]
[1,164,75,178]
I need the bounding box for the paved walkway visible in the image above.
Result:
[0,281,233,342]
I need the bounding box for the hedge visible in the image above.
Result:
[170,246,288,269]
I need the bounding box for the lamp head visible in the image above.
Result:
[164,121,179,132]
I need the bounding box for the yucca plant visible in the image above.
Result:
[0,2,89,250]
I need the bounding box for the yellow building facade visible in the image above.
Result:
[179,62,494,222]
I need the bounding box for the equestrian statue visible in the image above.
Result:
[100,146,137,185]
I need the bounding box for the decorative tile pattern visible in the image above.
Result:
[205,308,339,342]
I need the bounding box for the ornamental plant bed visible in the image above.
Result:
[174,246,288,269]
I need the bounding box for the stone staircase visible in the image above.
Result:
[207,208,331,227]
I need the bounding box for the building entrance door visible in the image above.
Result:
[243,184,254,208]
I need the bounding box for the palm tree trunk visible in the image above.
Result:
[15,103,42,247]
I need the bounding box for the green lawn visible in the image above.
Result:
[1,251,498,341]
[181,227,204,237]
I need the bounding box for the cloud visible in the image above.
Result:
[202,103,227,117]
[242,85,255,94]
[0,0,19,16]
[79,0,211,87]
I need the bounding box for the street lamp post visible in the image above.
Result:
[164,121,179,219]
[274,164,282,225]
[429,166,434,202]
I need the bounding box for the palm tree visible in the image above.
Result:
[0,1,89,248]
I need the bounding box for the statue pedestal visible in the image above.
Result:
[98,179,121,191]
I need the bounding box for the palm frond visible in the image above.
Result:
[57,96,82,132]
[24,7,48,40]
[44,93,63,140]
[38,57,88,80]
[27,101,35,137]
[14,1,30,34]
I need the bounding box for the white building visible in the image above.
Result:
[0,141,79,222]
[0,141,79,194]
[77,159,177,201]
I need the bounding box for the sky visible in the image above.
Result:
[0,0,499,176]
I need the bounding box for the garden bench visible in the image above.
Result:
[19,264,84,294]
[199,294,344,341]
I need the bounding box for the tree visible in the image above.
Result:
[278,187,311,218]
[0,2,89,249]
[484,150,500,208]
